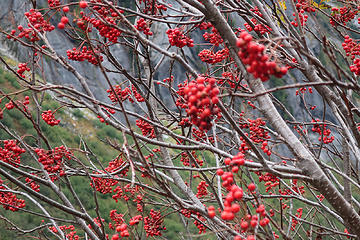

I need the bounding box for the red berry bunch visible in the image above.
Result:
[131,85,145,102]
[256,172,279,193]
[294,0,316,13]
[342,35,360,75]
[136,119,156,138]
[109,209,125,229]
[135,18,153,35]
[138,0,167,14]
[42,110,60,126]
[198,48,229,64]
[196,181,209,198]
[48,0,61,7]
[58,16,69,29]
[116,223,130,237]
[0,140,25,167]
[311,119,334,144]
[291,9,308,27]
[144,209,165,237]
[17,63,30,78]
[207,205,216,218]
[278,179,305,196]
[0,177,26,211]
[183,77,221,131]
[222,185,244,221]
[66,46,103,65]
[49,224,79,240]
[7,9,54,42]
[203,26,224,46]
[236,31,288,82]
[223,152,246,173]
[180,151,203,167]
[239,118,271,155]
[78,6,122,43]
[244,7,272,34]
[291,208,303,230]
[129,215,143,225]
[166,28,194,48]
[350,58,360,75]
[35,146,71,181]
[330,6,359,26]
[107,85,131,103]
[25,176,40,192]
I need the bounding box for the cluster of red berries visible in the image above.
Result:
[4,101,14,110]
[109,209,125,229]
[295,86,313,95]
[291,9,308,27]
[279,179,305,196]
[49,224,79,240]
[236,31,288,82]
[66,46,103,65]
[25,176,40,192]
[144,209,165,237]
[203,26,224,46]
[196,181,209,198]
[77,5,122,43]
[198,48,229,64]
[256,172,279,193]
[42,110,60,126]
[239,206,270,232]
[129,215,143,225]
[239,118,271,155]
[7,9,55,42]
[107,85,144,103]
[291,208,303,230]
[0,140,25,167]
[91,175,118,194]
[330,6,359,26]
[0,177,26,211]
[17,63,30,78]
[342,35,360,75]
[244,8,272,34]
[135,18,153,35]
[112,184,143,203]
[295,0,316,12]
[166,28,194,48]
[57,16,69,29]
[222,152,246,174]
[112,223,129,239]
[136,119,156,138]
[138,0,167,14]
[311,119,334,144]
[48,0,61,7]
[180,151,203,167]
[35,146,71,181]
[182,77,221,131]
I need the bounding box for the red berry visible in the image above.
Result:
[79,1,88,8]
[57,22,65,29]
[248,183,256,191]
[63,6,70,12]
[61,17,69,24]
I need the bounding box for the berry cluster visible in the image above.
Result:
[236,31,288,81]
[135,18,153,35]
[17,63,31,78]
[129,215,143,225]
[196,181,209,198]
[330,6,359,26]
[239,206,270,232]
[180,151,203,167]
[291,9,308,27]
[42,110,60,126]
[115,223,129,238]
[256,172,279,193]
[78,2,123,43]
[222,152,246,174]
[35,146,71,181]
[57,16,69,29]
[166,28,194,48]
[198,48,229,64]
[7,9,55,42]
[0,140,25,167]
[311,119,334,144]
[138,0,167,14]
[25,176,40,192]
[291,208,303,230]
[183,77,221,131]
[342,35,360,75]
[136,119,156,138]
[0,177,26,211]
[244,7,272,34]
[66,46,103,65]
[239,118,271,156]
[144,209,165,237]
[203,26,224,46]
[48,0,61,7]
[49,225,79,240]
